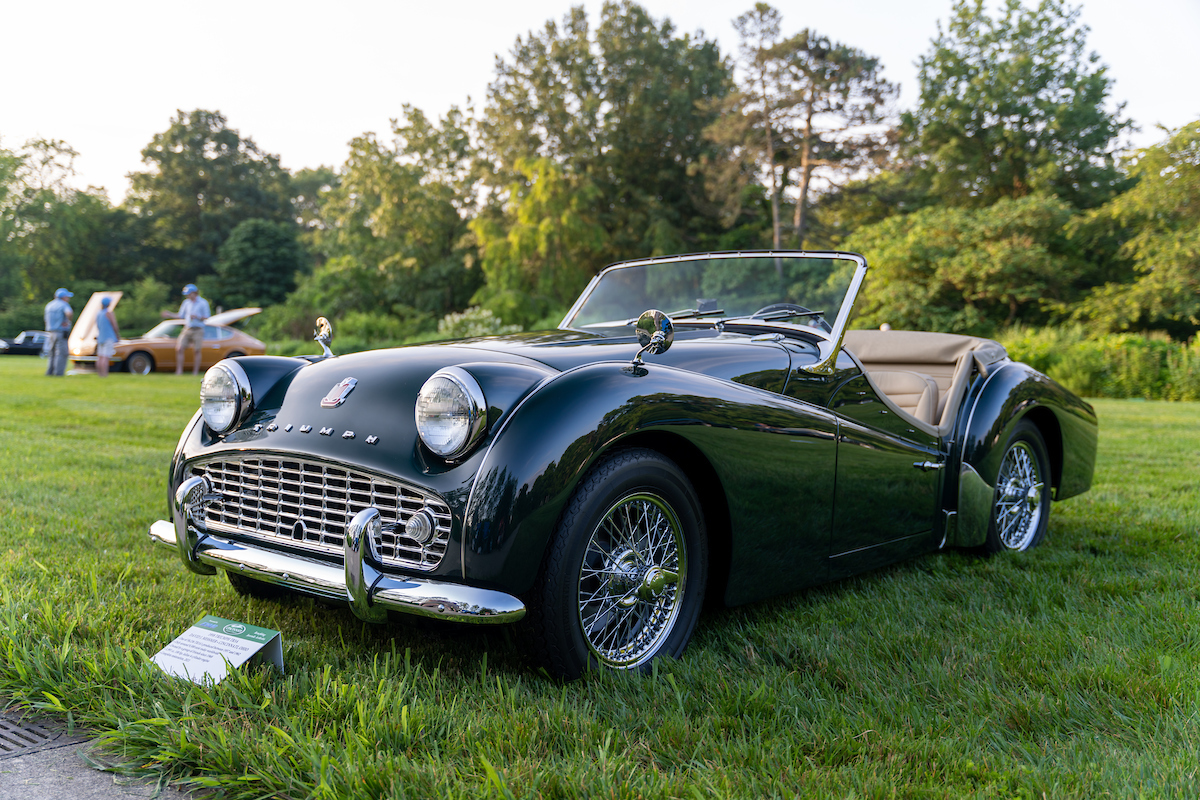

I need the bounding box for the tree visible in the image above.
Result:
[212,219,307,309]
[847,194,1089,334]
[470,158,608,325]
[480,0,730,292]
[126,110,294,284]
[702,4,896,250]
[268,107,482,338]
[771,29,896,248]
[0,139,162,332]
[902,0,1131,209]
[703,4,788,248]
[1072,122,1200,336]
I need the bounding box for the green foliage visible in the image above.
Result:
[848,194,1087,334]
[253,256,386,340]
[704,4,898,248]
[1000,325,1200,400]
[481,2,729,275]
[0,139,164,328]
[126,110,294,284]
[437,306,522,339]
[902,0,1131,209]
[212,219,308,309]
[1071,121,1200,336]
[470,158,607,326]
[308,109,481,320]
[114,277,173,335]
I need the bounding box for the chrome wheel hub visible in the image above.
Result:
[577,492,686,669]
[995,441,1045,550]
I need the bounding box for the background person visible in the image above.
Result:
[96,296,121,377]
[42,287,73,376]
[162,283,210,375]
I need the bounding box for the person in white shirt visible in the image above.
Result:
[162,283,211,375]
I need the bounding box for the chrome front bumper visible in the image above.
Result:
[150,476,525,624]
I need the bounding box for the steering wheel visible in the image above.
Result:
[751,303,832,334]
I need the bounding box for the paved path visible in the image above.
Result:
[0,713,189,799]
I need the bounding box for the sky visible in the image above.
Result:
[2,0,1197,203]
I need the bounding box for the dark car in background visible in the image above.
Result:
[0,330,51,356]
[150,250,1098,679]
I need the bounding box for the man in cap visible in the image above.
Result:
[162,283,210,375]
[43,288,74,376]
[96,296,121,377]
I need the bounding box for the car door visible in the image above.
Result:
[825,370,942,578]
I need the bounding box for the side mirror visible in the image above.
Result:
[314,316,334,358]
[632,309,673,365]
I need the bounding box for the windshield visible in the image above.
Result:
[144,322,183,339]
[563,252,861,336]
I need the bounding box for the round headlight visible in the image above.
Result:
[200,362,252,434]
[415,367,487,459]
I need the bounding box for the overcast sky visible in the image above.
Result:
[2,0,1196,202]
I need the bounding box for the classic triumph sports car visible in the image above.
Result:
[150,251,1098,679]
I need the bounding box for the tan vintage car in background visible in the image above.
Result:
[69,293,264,374]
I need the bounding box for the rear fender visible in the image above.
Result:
[951,362,1097,547]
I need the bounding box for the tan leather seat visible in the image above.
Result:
[869,370,939,425]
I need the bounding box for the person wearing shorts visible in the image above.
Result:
[96,296,121,377]
[163,283,210,375]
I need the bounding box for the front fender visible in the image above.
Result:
[952,361,1097,547]
[460,361,839,596]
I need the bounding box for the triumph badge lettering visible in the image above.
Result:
[321,377,358,408]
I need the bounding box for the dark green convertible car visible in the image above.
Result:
[150,251,1097,678]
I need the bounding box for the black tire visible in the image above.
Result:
[528,448,707,680]
[225,351,245,359]
[226,569,292,600]
[984,420,1051,553]
[126,351,154,375]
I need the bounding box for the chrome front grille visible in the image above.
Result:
[189,456,452,571]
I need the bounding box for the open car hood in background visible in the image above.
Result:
[205,307,262,327]
[68,291,123,353]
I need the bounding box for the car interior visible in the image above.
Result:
[842,329,1008,436]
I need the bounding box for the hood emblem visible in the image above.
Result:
[321,377,358,408]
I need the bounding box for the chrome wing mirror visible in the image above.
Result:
[632,309,673,366]
[314,316,334,358]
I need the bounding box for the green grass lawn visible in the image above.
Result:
[1,356,1198,798]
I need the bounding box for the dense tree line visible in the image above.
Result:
[1,0,1196,343]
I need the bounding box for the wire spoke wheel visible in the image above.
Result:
[987,421,1050,553]
[577,492,685,669]
[530,448,706,679]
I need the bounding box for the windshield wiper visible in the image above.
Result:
[619,307,725,325]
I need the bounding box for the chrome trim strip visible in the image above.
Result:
[148,518,526,624]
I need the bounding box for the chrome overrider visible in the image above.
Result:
[149,475,526,624]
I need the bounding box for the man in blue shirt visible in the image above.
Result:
[43,288,74,377]
[162,283,211,375]
[96,296,121,377]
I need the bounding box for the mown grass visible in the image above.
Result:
[1,356,1198,798]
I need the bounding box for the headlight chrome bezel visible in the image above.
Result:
[415,366,488,460]
[200,360,254,434]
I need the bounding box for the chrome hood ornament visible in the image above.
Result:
[314,316,334,358]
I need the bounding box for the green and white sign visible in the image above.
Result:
[152,614,284,685]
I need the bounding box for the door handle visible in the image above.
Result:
[912,460,945,472]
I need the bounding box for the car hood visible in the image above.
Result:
[207,307,262,326]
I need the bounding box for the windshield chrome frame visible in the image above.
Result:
[560,250,868,374]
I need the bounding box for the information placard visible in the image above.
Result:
[152,615,284,685]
